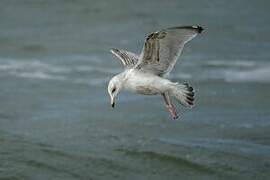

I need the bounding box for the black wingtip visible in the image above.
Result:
[197,26,204,33]
[167,25,204,34]
[192,25,204,33]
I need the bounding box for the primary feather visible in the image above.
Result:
[110,48,139,68]
[136,26,203,76]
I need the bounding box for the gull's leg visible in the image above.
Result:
[162,92,179,119]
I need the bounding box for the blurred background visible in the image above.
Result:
[0,0,269,179]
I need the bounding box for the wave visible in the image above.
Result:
[1,57,269,84]
[0,57,113,86]
[0,59,71,73]
[201,60,270,83]
[198,65,270,83]
[115,148,217,174]
[157,137,270,156]
[224,66,270,83]
[202,59,256,68]
[200,59,270,83]
[151,137,270,177]
[175,59,270,83]
[10,71,67,81]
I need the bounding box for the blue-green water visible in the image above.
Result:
[0,0,270,179]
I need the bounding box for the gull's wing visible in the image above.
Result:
[135,26,203,76]
[110,48,139,68]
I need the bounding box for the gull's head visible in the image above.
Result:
[107,75,123,108]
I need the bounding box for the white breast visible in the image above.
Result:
[123,70,168,95]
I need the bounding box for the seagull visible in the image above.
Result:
[108,25,204,119]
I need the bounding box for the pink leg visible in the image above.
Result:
[162,92,179,120]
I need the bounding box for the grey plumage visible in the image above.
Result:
[110,48,139,68]
[110,26,203,76]
[136,26,203,77]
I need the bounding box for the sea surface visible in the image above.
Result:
[0,0,270,179]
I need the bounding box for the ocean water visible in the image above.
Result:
[0,0,270,179]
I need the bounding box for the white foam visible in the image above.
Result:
[0,59,71,73]
[72,77,108,86]
[74,66,95,72]
[193,59,270,83]
[224,66,270,83]
[203,60,256,67]
[0,57,111,86]
[2,57,269,85]
[0,58,73,82]
[11,71,67,81]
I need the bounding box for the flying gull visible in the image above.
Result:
[108,25,204,119]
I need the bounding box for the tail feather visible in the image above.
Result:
[169,82,195,107]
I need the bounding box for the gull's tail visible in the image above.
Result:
[169,82,195,108]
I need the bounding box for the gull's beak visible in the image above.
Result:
[110,96,115,108]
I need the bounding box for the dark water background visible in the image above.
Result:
[0,0,270,179]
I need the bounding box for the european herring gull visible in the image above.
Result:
[108,25,204,119]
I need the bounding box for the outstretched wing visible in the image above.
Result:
[136,26,203,76]
[110,48,139,68]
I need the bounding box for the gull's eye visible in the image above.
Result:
[112,87,116,93]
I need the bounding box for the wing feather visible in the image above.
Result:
[110,48,139,68]
[136,26,204,76]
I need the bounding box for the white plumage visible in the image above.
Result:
[108,26,203,119]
